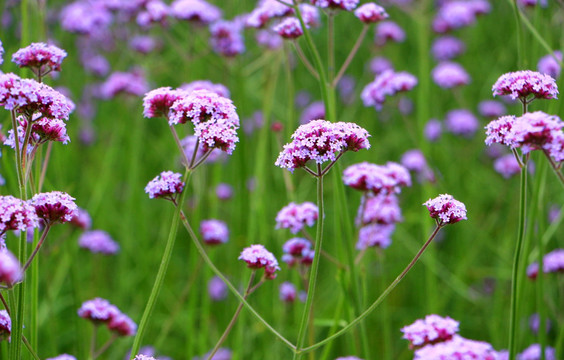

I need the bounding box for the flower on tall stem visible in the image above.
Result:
[273,17,304,39]
[78,230,120,255]
[492,70,558,107]
[354,3,388,23]
[145,171,185,202]
[413,335,497,359]
[275,202,318,234]
[200,219,229,245]
[11,43,67,79]
[238,244,280,280]
[401,314,459,350]
[343,161,411,195]
[30,191,78,225]
[423,194,467,227]
[361,69,417,111]
[311,0,359,11]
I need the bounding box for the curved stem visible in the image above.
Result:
[542,150,564,188]
[169,124,191,168]
[22,225,51,272]
[92,334,118,359]
[332,25,369,87]
[293,42,320,81]
[22,335,40,360]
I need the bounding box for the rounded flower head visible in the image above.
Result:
[445,109,479,137]
[478,100,506,118]
[108,312,137,336]
[170,0,222,24]
[494,154,522,179]
[275,202,318,234]
[273,18,304,39]
[282,238,314,266]
[492,70,558,101]
[432,62,471,89]
[180,80,230,98]
[78,298,120,323]
[356,223,394,250]
[275,120,370,173]
[401,314,459,349]
[200,219,229,245]
[431,36,466,61]
[143,87,186,119]
[518,344,556,360]
[300,101,325,125]
[0,249,23,286]
[0,195,40,236]
[510,111,563,154]
[30,191,78,225]
[343,162,411,195]
[543,248,564,274]
[145,171,185,201]
[354,3,388,23]
[238,244,280,279]
[414,335,497,360]
[12,42,67,75]
[360,194,402,225]
[100,69,149,99]
[45,355,77,360]
[374,21,405,46]
[78,230,119,255]
[246,0,294,28]
[361,70,417,111]
[537,51,562,79]
[208,276,228,301]
[70,207,92,230]
[209,20,245,58]
[485,115,516,147]
[311,0,359,11]
[0,310,11,342]
[279,282,297,302]
[216,183,234,200]
[133,356,156,360]
[423,194,467,226]
[425,119,443,142]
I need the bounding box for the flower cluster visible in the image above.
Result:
[78,298,136,336]
[359,194,402,226]
[445,109,479,137]
[354,3,388,23]
[170,0,222,24]
[493,154,522,179]
[78,230,120,255]
[0,249,23,286]
[431,36,466,61]
[275,202,318,234]
[401,314,460,349]
[208,276,227,301]
[209,20,245,57]
[0,310,10,342]
[432,0,490,33]
[142,87,186,119]
[537,51,562,79]
[527,248,564,279]
[432,62,471,89]
[356,223,395,250]
[246,0,293,28]
[401,149,435,183]
[238,244,280,279]
[343,162,411,195]
[518,344,556,360]
[60,2,112,35]
[0,195,39,236]
[11,42,67,75]
[145,171,185,201]
[180,80,230,97]
[281,238,314,266]
[423,194,467,226]
[273,18,304,39]
[361,70,417,110]
[200,219,229,245]
[492,70,558,101]
[279,282,297,302]
[275,120,371,173]
[478,100,506,118]
[413,335,498,360]
[30,191,78,225]
[311,0,359,11]
[374,21,406,46]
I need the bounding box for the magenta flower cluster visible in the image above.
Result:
[170,0,222,24]
[0,195,39,236]
[30,191,78,225]
[100,69,149,99]
[246,0,293,29]
[11,42,67,75]
[492,70,558,101]
[0,248,23,286]
[78,230,120,255]
[282,238,314,266]
[78,298,136,336]
[145,171,185,201]
[275,202,319,234]
[311,0,359,11]
[343,162,411,195]
[361,69,417,110]
[413,335,498,360]
[527,248,564,279]
[432,62,471,89]
[238,244,280,279]
[401,314,460,349]
[354,3,389,23]
[423,194,467,226]
[273,18,304,39]
[0,310,11,342]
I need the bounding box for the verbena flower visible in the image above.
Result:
[311,0,359,11]
[424,119,443,142]
[432,62,471,89]
[209,20,245,57]
[401,314,459,349]
[208,276,227,301]
[238,244,280,279]
[70,207,92,230]
[108,313,137,336]
[273,18,304,39]
[129,35,158,54]
[216,183,234,200]
[445,109,479,137]
[492,70,558,101]
[77,298,120,324]
[279,281,297,302]
[78,230,119,255]
[181,135,222,164]
[484,115,516,147]
[60,2,112,35]
[423,194,467,226]
[0,249,23,286]
[343,162,411,195]
[246,0,293,28]
[300,101,325,124]
[143,87,186,119]
[510,111,563,155]
[136,0,170,28]
[369,56,394,75]
[275,202,318,234]
[0,40,4,66]
[354,3,389,23]
[45,355,77,360]
[413,335,497,359]
[356,223,394,250]
[200,219,229,245]
[30,191,78,225]
[299,4,321,27]
[282,238,314,266]
[12,42,67,76]
[518,344,556,360]
[431,36,466,61]
[145,171,185,201]
[374,21,406,46]
[543,248,564,274]
[537,51,562,79]
[170,0,222,24]
[529,313,551,335]
[133,356,156,360]
[401,149,434,182]
[493,154,522,179]
[0,195,39,236]
[180,80,230,98]
[0,310,11,342]
[275,120,371,173]
[361,69,417,110]
[256,30,283,50]
[432,1,489,33]
[100,69,149,99]
[359,194,402,225]
[478,100,506,118]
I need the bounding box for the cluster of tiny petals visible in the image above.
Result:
[432,62,471,89]
[343,162,411,195]
[537,51,562,79]
[100,70,149,99]
[170,0,222,24]
[311,0,359,11]
[478,100,506,118]
[273,18,304,39]
[423,194,467,225]
[0,310,11,342]
[70,207,92,230]
[145,171,185,200]
[279,282,297,302]
[356,223,394,250]
[275,202,319,234]
[200,219,229,245]
[374,21,406,46]
[142,87,186,118]
[361,70,417,110]
[511,111,563,154]
[108,312,137,336]
[282,238,314,266]
[30,191,78,224]
[413,335,498,360]
[180,80,230,98]
[238,244,280,279]
[78,230,119,255]
[133,355,156,360]
[527,248,564,279]
[0,249,23,285]
[433,0,490,33]
[275,120,371,172]
[485,115,516,146]
[401,314,460,349]
[209,20,245,58]
[360,194,402,225]
[431,36,466,61]
[78,298,136,336]
[0,195,40,235]
[492,70,558,100]
[354,3,389,23]
[494,154,522,179]
[445,109,479,137]
[11,42,67,72]
[246,0,293,28]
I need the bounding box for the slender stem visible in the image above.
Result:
[320,152,344,177]
[512,148,525,169]
[0,293,9,313]
[508,163,528,360]
[89,325,98,360]
[22,335,40,360]
[302,166,318,178]
[168,124,191,168]
[190,149,214,170]
[22,225,51,272]
[92,334,118,359]
[293,165,324,359]
[542,150,564,187]
[332,25,369,87]
[206,272,257,360]
[299,225,443,354]
[20,118,35,181]
[292,42,320,80]
[535,160,548,360]
[37,141,53,192]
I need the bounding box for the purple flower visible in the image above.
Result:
[273,17,304,39]
[311,0,359,11]
[537,51,562,79]
[275,202,318,234]
[424,119,443,142]
[46,355,77,360]
[216,183,234,200]
[356,223,394,250]
[361,70,417,111]
[401,314,459,349]
[374,21,406,46]
[209,20,245,57]
[492,70,558,101]
[527,262,539,279]
[401,149,430,175]
[134,356,156,360]
[300,101,325,124]
[343,162,411,195]
[4,117,69,150]
[77,298,120,324]
[354,3,389,23]
[275,120,371,173]
[432,62,471,89]
[0,195,39,236]
[200,219,229,245]
[359,194,402,225]
[180,80,230,98]
[414,335,497,359]
[100,69,149,99]
[208,276,227,301]
[423,194,467,226]
[70,207,92,230]
[431,36,466,61]
[529,313,551,335]
[433,1,489,33]
[0,249,23,286]
[282,238,314,266]
[136,0,170,27]
[78,230,119,255]
[143,87,186,119]
[299,4,321,27]
[445,109,479,137]
[81,53,110,77]
[145,171,185,201]
[0,310,11,342]
[485,115,516,147]
[493,154,522,178]
[60,2,112,35]
[238,244,280,279]
[197,348,232,360]
[369,56,394,75]
[108,313,137,336]
[12,42,67,76]
[129,35,158,54]
[30,191,78,225]
[181,135,223,164]
[543,248,564,274]
[246,0,293,28]
[518,344,556,360]
[279,281,297,302]
[170,0,221,24]
[478,100,507,118]
[256,30,283,50]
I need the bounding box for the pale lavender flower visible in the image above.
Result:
[145,171,185,200]
[208,276,227,301]
[432,62,471,89]
[423,194,467,226]
[78,230,119,255]
[60,2,112,35]
[108,312,137,336]
[81,54,110,77]
[170,0,221,24]
[256,29,283,50]
[548,205,560,223]
[361,70,417,110]
[401,314,459,349]
[518,0,548,6]
[356,223,394,250]
[360,194,402,225]
[198,348,232,360]
[543,248,564,274]
[209,20,245,57]
[45,355,77,360]
[414,335,497,359]
[537,51,562,79]
[0,310,11,342]
[445,109,479,137]
[300,101,325,124]
[136,0,169,27]
[216,183,233,200]
[0,249,23,286]
[518,344,556,360]
[275,120,371,172]
[200,219,229,245]
[298,4,321,27]
[12,42,67,76]
[338,76,356,104]
[369,56,393,75]
[432,1,488,33]
[238,244,280,279]
[143,87,186,119]
[70,207,92,230]
[424,119,442,142]
[276,202,318,234]
[100,69,149,99]
[77,298,120,323]
[527,262,539,279]
[493,154,521,178]
[274,17,304,39]
[246,0,293,28]
[374,21,405,46]
[134,356,156,360]
[492,70,558,101]
[478,100,506,118]
[312,0,359,10]
[431,36,465,61]
[401,149,434,182]
[180,80,230,97]
[343,162,411,195]
[30,191,78,225]
[14,117,71,145]
[129,35,158,54]
[282,238,314,266]
[354,3,389,23]
[181,135,222,164]
[279,281,297,302]
[0,195,39,235]
[335,357,364,360]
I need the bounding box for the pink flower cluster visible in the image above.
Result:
[431,36,466,61]
[143,87,186,118]
[423,194,467,226]
[492,70,558,101]
[30,191,78,225]
[0,248,23,286]
[311,0,359,11]
[275,202,319,234]
[78,230,120,255]
[414,335,498,360]
[432,62,471,89]
[518,344,556,360]
[275,120,371,173]
[209,20,245,57]
[246,0,293,29]
[78,298,137,336]
[180,80,230,97]
[433,0,490,33]
[343,162,411,195]
[100,69,149,99]
[238,244,280,279]
[361,70,417,110]
[170,0,222,24]
[401,314,460,349]
[145,171,185,201]
[282,238,314,266]
[273,18,304,39]
[359,194,402,226]
[0,310,10,342]
[374,21,406,46]
[356,223,395,250]
[11,42,67,75]
[0,195,39,236]
[354,3,388,23]
[200,219,229,245]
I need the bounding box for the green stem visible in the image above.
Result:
[542,150,564,188]
[536,160,548,360]
[332,25,368,87]
[22,335,40,360]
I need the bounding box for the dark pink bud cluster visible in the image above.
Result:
[0,195,39,236]
[30,191,78,225]
[354,3,388,23]
[282,238,314,266]
[11,42,67,75]
[238,244,280,279]
[492,70,558,101]
[145,171,185,200]
[273,18,304,39]
[78,298,136,336]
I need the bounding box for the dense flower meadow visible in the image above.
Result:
[0,0,562,359]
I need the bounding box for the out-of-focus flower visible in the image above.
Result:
[423,194,467,226]
[275,202,318,234]
[238,244,280,279]
[0,310,11,342]
[478,100,506,118]
[413,335,497,359]
[70,207,92,230]
[343,162,411,195]
[432,0,490,33]
[208,276,228,301]
[0,249,23,286]
[273,17,304,39]
[493,154,522,178]
[209,20,245,57]
[282,238,314,266]
[401,149,434,182]
[424,119,442,142]
[356,223,394,250]
[445,109,479,137]
[129,35,159,54]
[528,313,551,335]
[432,62,470,89]
[362,70,417,111]
[369,56,394,75]
[431,36,465,61]
[77,298,120,324]
[100,69,149,99]
[279,281,297,302]
[30,191,78,225]
[180,80,230,98]
[354,3,388,23]
[170,0,221,24]
[108,313,137,336]
[246,0,293,28]
[0,195,39,236]
[145,171,185,201]
[518,344,556,360]
[359,194,402,225]
[45,354,77,360]
[537,51,562,79]
[374,21,405,46]
[300,101,325,124]
[311,0,359,11]
[216,183,233,200]
[60,2,112,35]
[200,219,229,245]
[78,230,119,255]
